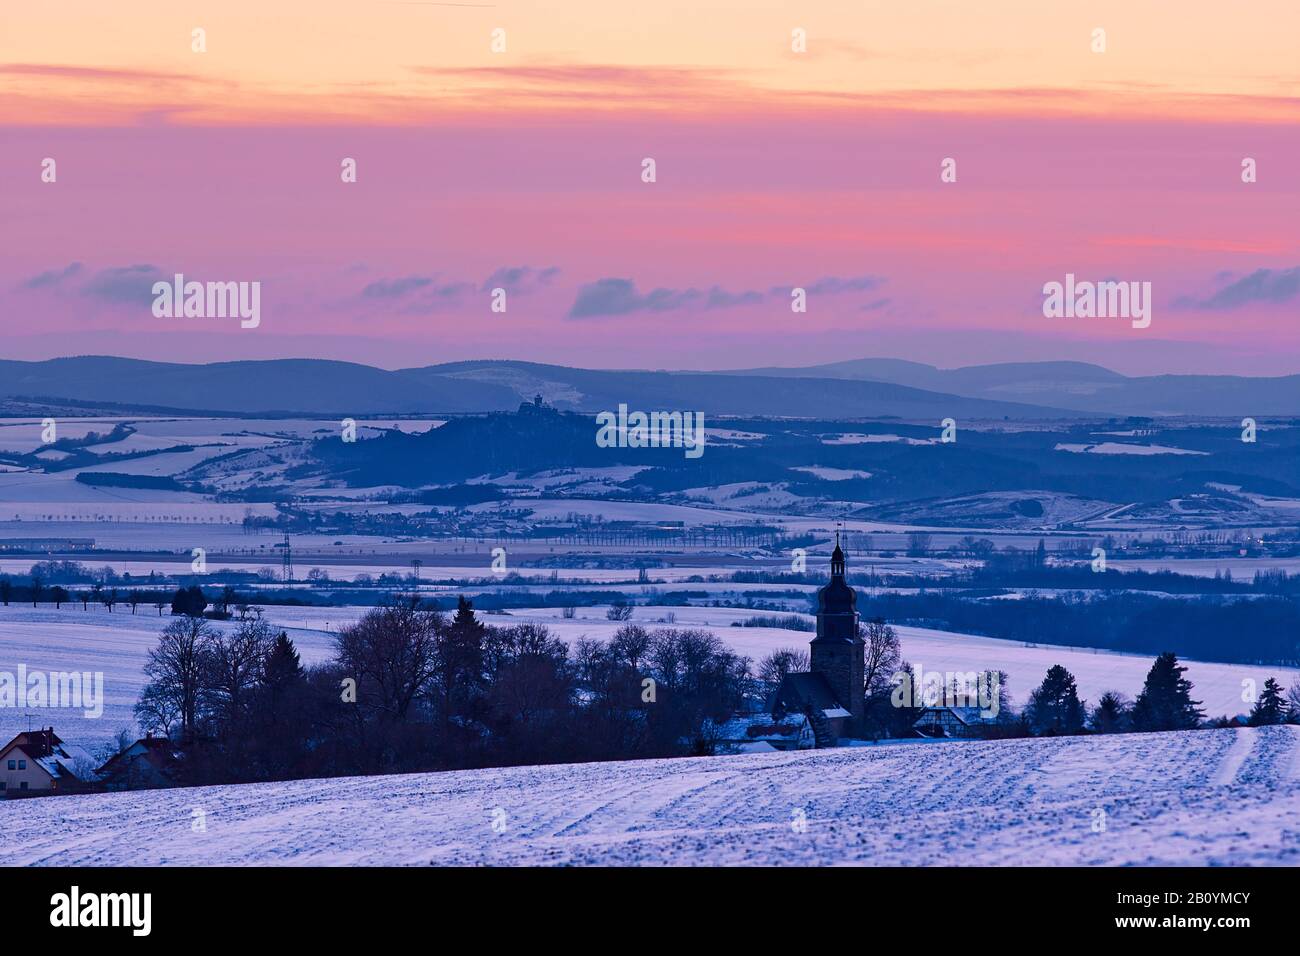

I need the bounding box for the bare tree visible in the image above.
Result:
[335,599,443,721]
[861,618,901,694]
[203,617,274,727]
[609,623,652,672]
[29,571,43,607]
[94,727,137,765]
[134,683,182,739]
[905,532,932,557]
[757,647,809,694]
[139,616,217,740]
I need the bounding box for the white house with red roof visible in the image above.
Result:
[0,728,96,796]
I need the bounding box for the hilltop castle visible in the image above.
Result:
[770,534,865,746]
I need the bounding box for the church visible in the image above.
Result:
[769,535,866,747]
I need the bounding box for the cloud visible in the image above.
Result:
[361,276,434,299]
[567,278,691,318]
[0,63,199,83]
[17,262,168,308]
[480,265,560,294]
[568,274,886,318]
[787,275,884,295]
[16,262,83,290]
[568,278,763,318]
[410,64,738,97]
[79,265,167,306]
[355,274,481,314]
[1175,267,1300,310]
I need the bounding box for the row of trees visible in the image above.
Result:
[753,621,1297,742]
[0,575,263,620]
[133,597,753,785]
[1021,653,1298,737]
[126,601,1300,786]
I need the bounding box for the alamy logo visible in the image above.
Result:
[151,273,261,328]
[891,666,1000,718]
[1042,273,1151,329]
[0,665,104,718]
[595,404,705,459]
[50,886,151,936]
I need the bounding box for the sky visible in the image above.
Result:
[2,1,1298,375]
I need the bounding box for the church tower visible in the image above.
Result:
[810,532,864,730]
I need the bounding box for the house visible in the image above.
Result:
[913,706,998,739]
[769,535,865,746]
[770,673,853,747]
[712,713,815,753]
[97,735,184,791]
[0,728,96,796]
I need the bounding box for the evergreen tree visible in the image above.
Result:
[170,585,207,617]
[1090,691,1129,734]
[1131,652,1203,731]
[441,596,487,719]
[1025,664,1086,735]
[263,631,304,689]
[1248,678,1288,727]
[260,631,304,730]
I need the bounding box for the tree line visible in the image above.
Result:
[85,599,1300,789]
[131,597,754,786]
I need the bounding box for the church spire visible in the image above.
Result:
[831,528,845,578]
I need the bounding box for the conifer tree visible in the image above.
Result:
[1131,652,1203,731]
[263,631,304,689]
[1090,691,1129,734]
[1026,664,1086,735]
[1248,677,1288,727]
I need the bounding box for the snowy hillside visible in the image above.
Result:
[7,725,1299,866]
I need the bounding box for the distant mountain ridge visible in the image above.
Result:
[0,357,518,415]
[1,355,1295,418]
[717,358,1300,416]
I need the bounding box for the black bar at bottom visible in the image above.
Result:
[2,865,1283,941]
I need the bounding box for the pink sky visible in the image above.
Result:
[3,3,1298,375]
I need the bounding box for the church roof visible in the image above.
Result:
[769,672,848,717]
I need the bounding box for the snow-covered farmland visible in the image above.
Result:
[0,607,336,748]
[821,433,934,445]
[6,725,1298,866]
[1055,442,1208,456]
[1109,556,1300,578]
[792,466,873,481]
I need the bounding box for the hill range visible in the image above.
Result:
[2,356,1298,418]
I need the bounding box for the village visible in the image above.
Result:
[5,536,1281,800]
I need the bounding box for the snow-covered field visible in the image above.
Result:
[1110,556,1300,578]
[1055,442,1208,456]
[6,725,1298,866]
[1,603,1291,752]
[0,607,337,749]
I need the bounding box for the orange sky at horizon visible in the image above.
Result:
[4,0,1299,125]
[4,2,1297,374]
